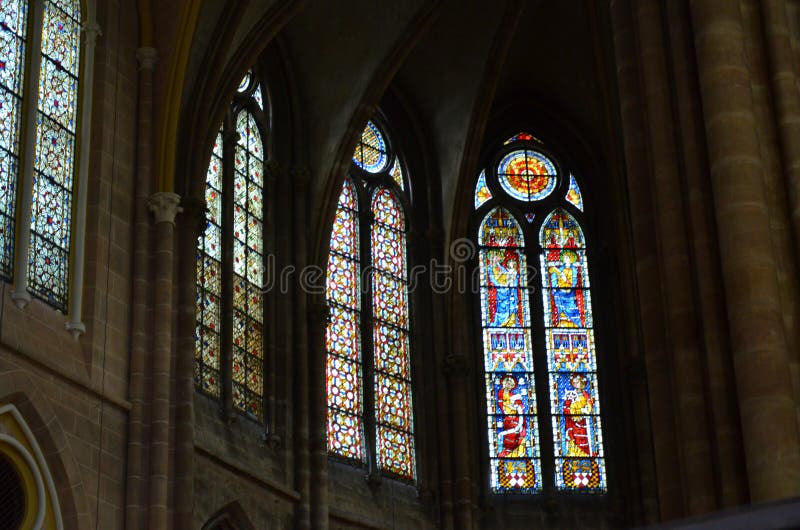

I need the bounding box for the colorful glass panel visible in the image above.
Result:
[539,209,605,491]
[327,178,365,461]
[238,70,251,92]
[231,110,265,420]
[371,187,414,479]
[253,83,264,111]
[566,173,584,212]
[389,157,404,190]
[353,121,388,173]
[28,0,81,309]
[474,169,492,209]
[525,213,535,223]
[195,130,224,398]
[479,207,541,493]
[497,150,557,203]
[503,132,542,145]
[0,0,28,279]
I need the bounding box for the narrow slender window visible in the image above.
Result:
[479,207,540,493]
[326,119,415,480]
[0,1,29,278]
[540,209,605,491]
[29,0,81,309]
[473,130,606,494]
[195,70,268,422]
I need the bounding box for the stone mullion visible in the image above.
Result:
[663,0,748,508]
[221,128,238,419]
[632,0,716,514]
[362,207,379,483]
[263,161,281,444]
[690,0,800,501]
[610,0,683,518]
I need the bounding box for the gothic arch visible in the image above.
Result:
[0,376,89,530]
[200,501,256,530]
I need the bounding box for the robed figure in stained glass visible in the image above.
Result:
[486,247,524,327]
[547,250,585,328]
[496,375,527,457]
[562,373,595,457]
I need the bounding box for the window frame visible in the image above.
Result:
[470,131,608,498]
[194,67,272,425]
[326,115,419,484]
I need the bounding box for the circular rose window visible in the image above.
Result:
[497,149,557,202]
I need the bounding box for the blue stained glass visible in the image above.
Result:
[474,169,492,209]
[539,208,605,492]
[497,150,557,202]
[353,121,388,173]
[566,174,584,211]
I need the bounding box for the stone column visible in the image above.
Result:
[146,192,183,528]
[663,0,748,507]
[308,300,330,530]
[691,0,800,501]
[610,0,683,517]
[632,0,716,514]
[443,353,473,530]
[65,18,102,337]
[125,45,157,530]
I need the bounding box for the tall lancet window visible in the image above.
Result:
[326,119,416,480]
[1,0,96,317]
[474,131,606,494]
[196,69,269,421]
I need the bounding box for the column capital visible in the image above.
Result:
[136,46,158,71]
[148,192,183,225]
[82,21,102,44]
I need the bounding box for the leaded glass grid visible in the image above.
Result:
[232,110,265,420]
[326,177,364,461]
[327,118,416,481]
[0,0,28,279]
[28,0,81,310]
[195,130,224,398]
[478,207,541,493]
[371,187,414,479]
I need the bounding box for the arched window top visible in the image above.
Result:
[237,70,266,112]
[353,121,388,173]
[235,110,263,162]
[539,208,586,249]
[474,170,492,209]
[237,70,252,92]
[479,207,524,248]
[371,187,405,232]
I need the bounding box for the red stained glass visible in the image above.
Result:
[497,150,557,203]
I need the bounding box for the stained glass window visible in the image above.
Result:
[474,131,606,495]
[352,120,388,173]
[327,119,415,481]
[497,150,557,203]
[566,173,583,212]
[195,71,268,422]
[28,0,81,310]
[195,130,224,398]
[478,207,541,492]
[540,209,604,491]
[474,170,492,209]
[0,0,28,278]
[503,132,542,145]
[326,178,363,461]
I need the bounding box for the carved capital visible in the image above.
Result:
[82,21,102,44]
[65,320,86,340]
[442,353,469,377]
[148,192,183,225]
[136,46,158,71]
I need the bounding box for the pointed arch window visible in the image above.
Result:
[325,119,416,480]
[195,70,269,421]
[474,131,606,493]
[1,0,97,321]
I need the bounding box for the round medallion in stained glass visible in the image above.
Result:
[353,121,389,173]
[497,150,557,202]
[238,70,252,92]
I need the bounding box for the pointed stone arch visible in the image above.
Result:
[201,501,257,530]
